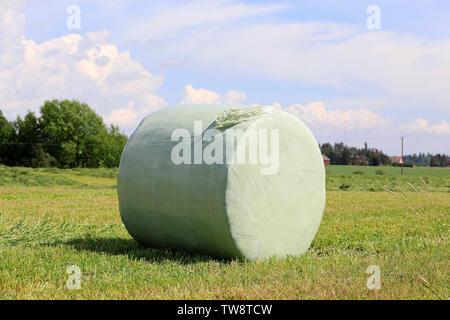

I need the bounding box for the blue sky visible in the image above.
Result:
[1,0,449,155]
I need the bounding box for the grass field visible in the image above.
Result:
[0,165,448,299]
[325,165,450,176]
[326,165,450,192]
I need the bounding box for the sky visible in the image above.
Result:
[1,0,449,155]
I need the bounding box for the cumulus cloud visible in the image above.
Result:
[104,104,139,128]
[223,90,247,104]
[271,102,282,110]
[401,119,450,135]
[180,85,221,104]
[123,1,450,114]
[0,1,165,130]
[103,94,166,128]
[284,101,391,130]
[180,85,246,105]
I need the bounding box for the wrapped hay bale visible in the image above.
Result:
[118,105,325,260]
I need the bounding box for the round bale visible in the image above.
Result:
[118,105,325,260]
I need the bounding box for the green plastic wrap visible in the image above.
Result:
[118,105,325,260]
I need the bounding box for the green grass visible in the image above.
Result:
[325,165,450,192]
[0,165,116,188]
[36,166,118,179]
[326,173,450,192]
[326,165,450,176]
[0,166,448,299]
[0,165,82,187]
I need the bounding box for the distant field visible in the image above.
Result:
[0,165,448,299]
[326,165,450,176]
[0,165,117,187]
[325,165,450,193]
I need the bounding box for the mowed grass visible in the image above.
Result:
[326,165,450,192]
[0,165,449,299]
[326,165,450,176]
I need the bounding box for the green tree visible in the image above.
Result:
[0,110,15,165]
[1,101,127,168]
[14,111,57,167]
[320,142,334,164]
[368,153,381,166]
[39,99,109,167]
[101,125,127,167]
[430,154,447,167]
[14,112,38,166]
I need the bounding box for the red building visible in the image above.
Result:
[390,156,403,164]
[322,154,330,165]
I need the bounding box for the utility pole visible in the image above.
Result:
[401,136,404,175]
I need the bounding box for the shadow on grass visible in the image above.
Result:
[61,237,232,265]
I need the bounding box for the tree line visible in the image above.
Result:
[320,142,449,167]
[0,99,127,168]
[320,142,392,166]
[403,153,449,167]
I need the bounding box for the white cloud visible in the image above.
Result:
[401,119,450,135]
[284,101,391,130]
[180,85,246,105]
[180,85,221,104]
[123,1,450,114]
[278,101,449,154]
[104,106,138,128]
[223,90,247,104]
[271,102,282,110]
[104,94,167,128]
[0,1,165,131]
